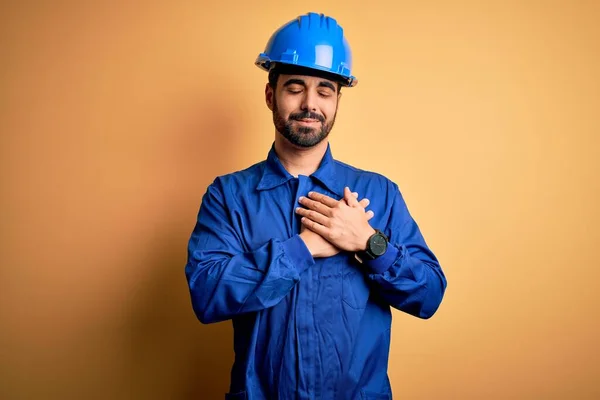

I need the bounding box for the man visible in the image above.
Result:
[185,12,447,400]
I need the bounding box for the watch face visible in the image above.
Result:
[370,233,388,256]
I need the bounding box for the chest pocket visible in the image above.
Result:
[316,253,370,310]
[341,254,371,310]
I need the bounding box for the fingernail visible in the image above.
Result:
[299,196,305,201]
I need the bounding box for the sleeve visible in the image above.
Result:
[185,178,315,324]
[362,182,447,319]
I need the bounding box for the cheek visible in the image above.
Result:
[322,100,338,120]
[276,96,298,117]
[275,106,291,121]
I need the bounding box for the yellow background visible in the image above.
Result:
[1,1,598,399]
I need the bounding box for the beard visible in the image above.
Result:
[272,98,337,148]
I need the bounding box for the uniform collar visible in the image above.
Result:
[256,142,344,198]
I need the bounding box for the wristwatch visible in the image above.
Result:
[355,229,389,263]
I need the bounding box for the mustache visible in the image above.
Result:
[289,111,325,123]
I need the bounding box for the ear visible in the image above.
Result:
[265,83,274,111]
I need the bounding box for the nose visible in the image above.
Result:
[300,90,317,112]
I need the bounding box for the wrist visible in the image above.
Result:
[299,231,319,257]
[299,231,314,255]
[355,228,388,262]
[357,227,377,251]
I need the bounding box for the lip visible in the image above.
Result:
[295,119,320,124]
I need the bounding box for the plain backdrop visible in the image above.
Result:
[1,1,598,399]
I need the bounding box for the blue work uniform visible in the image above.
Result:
[185,143,447,400]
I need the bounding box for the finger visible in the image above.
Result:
[352,192,358,198]
[296,207,331,227]
[344,187,360,207]
[366,210,375,220]
[301,217,330,238]
[298,196,332,217]
[307,191,339,208]
[358,198,370,208]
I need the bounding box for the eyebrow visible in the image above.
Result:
[282,78,337,92]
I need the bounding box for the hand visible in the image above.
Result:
[298,192,372,258]
[296,188,376,252]
[299,225,339,258]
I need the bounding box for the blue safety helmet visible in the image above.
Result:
[255,12,358,87]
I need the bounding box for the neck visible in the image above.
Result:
[273,134,328,177]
